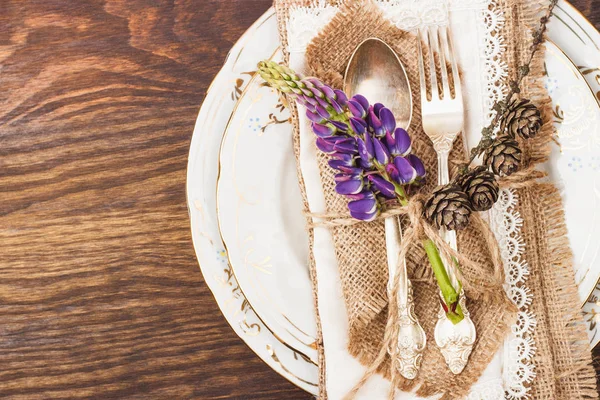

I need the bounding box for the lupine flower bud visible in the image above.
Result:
[394,156,417,184]
[368,108,384,136]
[348,100,366,118]
[351,94,369,111]
[333,137,358,154]
[357,132,375,168]
[373,138,391,165]
[368,174,396,198]
[348,197,378,221]
[335,174,364,195]
[328,153,356,171]
[312,123,336,138]
[407,154,426,180]
[258,60,347,116]
[350,117,367,134]
[379,107,396,134]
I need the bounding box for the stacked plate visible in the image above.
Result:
[186,1,600,393]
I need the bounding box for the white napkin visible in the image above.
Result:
[286,1,510,398]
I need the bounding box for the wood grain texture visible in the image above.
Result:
[0,1,599,398]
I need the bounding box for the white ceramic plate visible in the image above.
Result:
[186,11,319,392]
[187,1,600,393]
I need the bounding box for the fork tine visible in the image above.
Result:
[417,29,428,104]
[426,27,439,100]
[442,26,461,98]
[436,26,451,99]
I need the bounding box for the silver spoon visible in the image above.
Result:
[344,38,426,380]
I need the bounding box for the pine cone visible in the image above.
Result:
[425,185,473,231]
[457,166,499,212]
[500,99,542,139]
[484,136,522,176]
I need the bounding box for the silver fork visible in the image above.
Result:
[417,25,476,375]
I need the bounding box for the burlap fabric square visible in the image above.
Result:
[275,0,598,398]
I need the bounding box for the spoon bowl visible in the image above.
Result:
[344,38,412,129]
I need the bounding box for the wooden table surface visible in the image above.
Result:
[1,1,599,398]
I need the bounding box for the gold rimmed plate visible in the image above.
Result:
[187,1,600,395]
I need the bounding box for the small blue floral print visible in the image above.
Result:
[568,156,583,172]
[545,77,559,95]
[248,117,261,132]
[590,157,600,172]
[216,249,228,263]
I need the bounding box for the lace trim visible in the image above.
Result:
[480,1,509,126]
[287,0,449,54]
[466,377,505,400]
[490,189,537,399]
[377,0,449,30]
[287,1,337,54]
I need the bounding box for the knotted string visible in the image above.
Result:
[308,195,505,301]
[308,169,545,399]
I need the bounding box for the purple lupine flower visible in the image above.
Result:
[348,100,366,118]
[315,105,331,120]
[357,132,374,168]
[316,137,336,153]
[334,89,348,107]
[407,154,426,180]
[394,156,417,184]
[350,117,367,134]
[312,123,335,138]
[257,60,428,222]
[331,121,349,132]
[379,107,396,134]
[373,138,391,165]
[328,153,356,171]
[386,128,411,156]
[386,163,400,183]
[333,137,358,154]
[368,174,396,198]
[316,136,353,154]
[347,190,375,201]
[306,109,324,123]
[335,175,364,195]
[367,107,384,136]
[351,94,369,112]
[348,197,378,221]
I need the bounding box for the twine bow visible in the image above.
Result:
[307,168,545,398]
[308,194,506,301]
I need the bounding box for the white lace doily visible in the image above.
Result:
[490,189,537,400]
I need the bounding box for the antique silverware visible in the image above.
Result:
[344,37,426,379]
[417,25,476,375]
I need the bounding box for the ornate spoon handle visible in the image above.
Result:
[385,216,426,379]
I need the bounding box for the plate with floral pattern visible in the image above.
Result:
[187,1,600,394]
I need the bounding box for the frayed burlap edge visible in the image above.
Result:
[503,0,599,397]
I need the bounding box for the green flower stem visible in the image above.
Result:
[423,239,464,324]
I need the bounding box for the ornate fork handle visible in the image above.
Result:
[433,147,477,375]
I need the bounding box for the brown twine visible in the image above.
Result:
[311,169,547,399]
[334,195,503,399]
[307,168,544,298]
